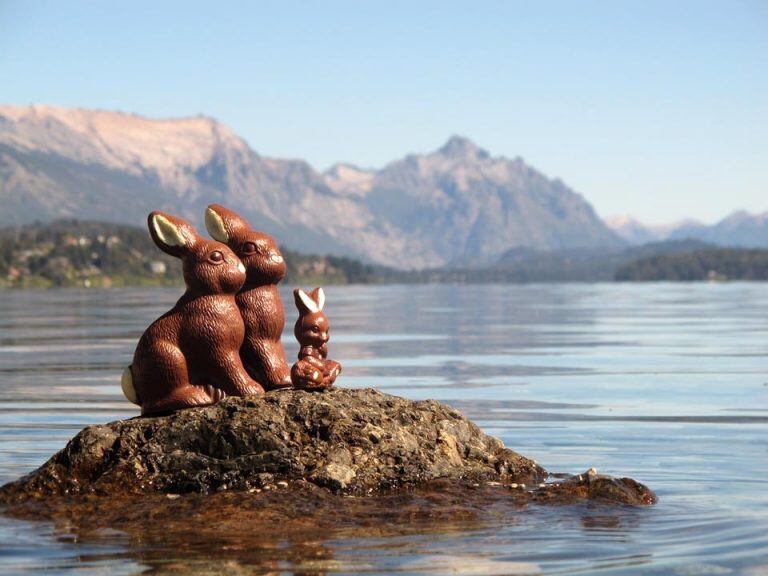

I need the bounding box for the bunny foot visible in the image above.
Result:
[239,383,266,397]
[141,384,227,415]
[264,373,293,391]
[291,357,331,391]
[324,359,342,386]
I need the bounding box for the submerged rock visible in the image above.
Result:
[0,388,655,506]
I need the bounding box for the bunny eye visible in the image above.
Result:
[241,242,257,255]
[209,250,225,264]
[309,326,319,333]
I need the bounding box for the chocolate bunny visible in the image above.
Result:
[121,211,264,415]
[291,287,342,390]
[204,204,293,390]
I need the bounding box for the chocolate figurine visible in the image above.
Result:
[291,287,342,390]
[204,204,293,390]
[121,211,264,415]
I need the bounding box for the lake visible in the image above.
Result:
[0,284,766,575]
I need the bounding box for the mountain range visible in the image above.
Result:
[1,105,765,269]
[607,212,768,249]
[0,105,620,269]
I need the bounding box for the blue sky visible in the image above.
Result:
[1,0,766,224]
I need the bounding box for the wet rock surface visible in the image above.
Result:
[0,388,655,507]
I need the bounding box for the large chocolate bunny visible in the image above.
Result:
[121,211,264,415]
[204,204,293,390]
[291,287,342,390]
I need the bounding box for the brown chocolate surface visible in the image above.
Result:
[125,211,263,415]
[205,204,293,390]
[292,287,342,390]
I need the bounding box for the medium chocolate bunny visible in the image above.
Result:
[204,204,293,390]
[121,211,264,415]
[291,287,342,390]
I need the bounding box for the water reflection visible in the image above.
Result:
[3,484,661,575]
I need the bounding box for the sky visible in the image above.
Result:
[0,0,766,224]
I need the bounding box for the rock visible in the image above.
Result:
[529,470,658,506]
[312,462,356,490]
[0,388,657,572]
[0,389,545,499]
[0,388,655,507]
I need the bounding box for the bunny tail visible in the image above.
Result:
[121,365,141,405]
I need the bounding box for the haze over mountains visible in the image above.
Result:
[1,105,765,269]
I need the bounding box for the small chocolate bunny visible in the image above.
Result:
[291,287,342,390]
[121,211,264,415]
[204,204,293,390]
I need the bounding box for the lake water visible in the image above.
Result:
[0,284,766,575]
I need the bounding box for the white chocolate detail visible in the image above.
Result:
[297,289,321,313]
[316,287,325,310]
[151,214,187,248]
[121,365,140,405]
[204,207,229,243]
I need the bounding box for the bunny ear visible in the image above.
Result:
[148,212,199,257]
[204,206,229,243]
[205,204,250,244]
[310,287,325,310]
[294,288,320,314]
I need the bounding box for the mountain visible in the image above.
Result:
[339,136,622,268]
[0,105,352,258]
[0,105,621,268]
[607,211,768,249]
[605,215,681,245]
[667,211,768,248]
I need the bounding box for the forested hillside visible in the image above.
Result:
[0,221,384,288]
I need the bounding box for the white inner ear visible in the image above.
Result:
[152,214,187,248]
[298,289,320,313]
[205,207,229,243]
[316,287,325,310]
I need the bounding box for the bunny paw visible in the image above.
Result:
[241,383,266,396]
[202,385,227,404]
[291,358,332,391]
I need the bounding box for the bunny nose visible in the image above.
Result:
[237,262,245,274]
[270,254,284,264]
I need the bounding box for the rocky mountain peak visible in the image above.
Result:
[721,210,767,225]
[437,135,488,160]
[0,105,248,176]
[323,163,375,196]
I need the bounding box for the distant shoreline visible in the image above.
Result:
[2,220,768,287]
